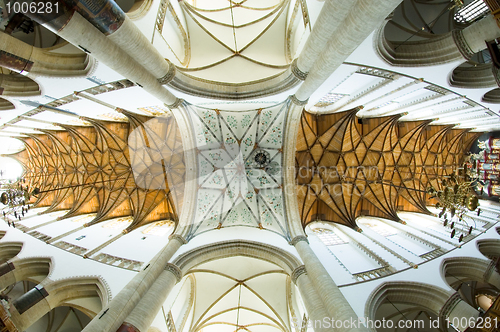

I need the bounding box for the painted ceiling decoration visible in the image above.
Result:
[186,101,288,238]
[296,107,480,229]
[11,110,185,232]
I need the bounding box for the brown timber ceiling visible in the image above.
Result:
[296,108,481,229]
[13,110,185,232]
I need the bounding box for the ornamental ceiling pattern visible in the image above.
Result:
[13,111,185,232]
[156,0,309,84]
[296,108,480,229]
[187,102,288,238]
[184,256,298,332]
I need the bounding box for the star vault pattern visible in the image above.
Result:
[187,101,288,238]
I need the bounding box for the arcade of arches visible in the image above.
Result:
[1,0,500,331]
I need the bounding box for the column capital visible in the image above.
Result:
[169,234,188,245]
[438,292,462,323]
[165,98,184,110]
[291,265,307,284]
[452,29,474,60]
[290,235,309,246]
[165,263,182,282]
[291,59,308,81]
[158,62,176,85]
[290,95,308,107]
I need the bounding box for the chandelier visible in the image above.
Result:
[0,177,32,224]
[427,170,479,242]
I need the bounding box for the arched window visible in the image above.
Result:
[312,227,346,246]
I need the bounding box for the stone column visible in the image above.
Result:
[25,1,179,107]
[295,0,403,101]
[455,14,500,60]
[81,235,186,332]
[283,99,308,238]
[295,0,355,76]
[118,264,182,332]
[292,266,331,332]
[8,285,51,331]
[292,236,369,332]
[439,293,479,332]
[68,0,175,84]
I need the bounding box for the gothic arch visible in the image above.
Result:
[365,281,452,317]
[483,88,500,104]
[477,239,500,260]
[365,281,454,332]
[441,256,500,290]
[441,256,500,315]
[0,257,51,290]
[0,73,41,97]
[449,62,497,89]
[365,280,481,332]
[374,2,500,68]
[0,242,23,263]
[376,24,462,67]
[9,276,111,331]
[170,240,304,332]
[43,277,110,317]
[0,97,14,110]
[173,240,302,275]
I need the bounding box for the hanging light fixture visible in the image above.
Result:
[427,166,480,242]
[0,176,33,223]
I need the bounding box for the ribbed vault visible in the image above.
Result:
[12,111,185,232]
[176,0,293,83]
[295,108,480,229]
[187,101,288,238]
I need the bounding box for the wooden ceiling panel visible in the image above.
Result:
[296,108,474,229]
[12,113,186,231]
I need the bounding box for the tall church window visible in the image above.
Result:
[312,228,346,246]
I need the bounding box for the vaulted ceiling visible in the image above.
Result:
[187,101,288,238]
[174,256,300,332]
[296,108,480,229]
[12,111,185,232]
[155,0,309,84]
